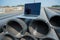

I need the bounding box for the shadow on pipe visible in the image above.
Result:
[41,38,55,40]
[20,35,37,40]
[29,20,50,38]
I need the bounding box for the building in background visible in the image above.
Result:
[0,6,5,13]
[0,5,24,13]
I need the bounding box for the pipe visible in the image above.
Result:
[44,8,60,27]
[41,37,55,40]
[19,35,37,40]
[1,34,15,40]
[3,18,27,38]
[44,8,60,37]
[49,16,60,27]
[29,19,51,38]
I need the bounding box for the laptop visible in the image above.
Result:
[23,3,41,17]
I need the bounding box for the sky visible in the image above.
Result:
[0,0,60,7]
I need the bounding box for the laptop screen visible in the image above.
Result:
[24,3,41,15]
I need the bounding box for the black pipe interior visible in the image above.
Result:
[30,20,50,35]
[50,16,60,27]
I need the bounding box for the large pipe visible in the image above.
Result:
[44,8,60,27]
[19,35,37,40]
[29,19,51,38]
[49,16,60,27]
[3,18,27,38]
[1,34,16,40]
[44,8,60,37]
[41,37,55,40]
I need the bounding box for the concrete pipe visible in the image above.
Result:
[1,34,16,40]
[44,8,60,37]
[3,18,27,38]
[29,19,51,38]
[19,35,37,40]
[41,37,55,40]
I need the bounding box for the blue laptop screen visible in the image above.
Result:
[24,3,41,15]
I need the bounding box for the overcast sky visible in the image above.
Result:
[0,0,60,7]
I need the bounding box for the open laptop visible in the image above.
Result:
[23,3,41,17]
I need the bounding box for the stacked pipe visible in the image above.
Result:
[20,8,57,40]
[18,8,51,39]
[44,8,60,39]
[0,8,59,40]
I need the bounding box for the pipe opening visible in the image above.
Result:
[50,16,60,27]
[42,38,55,40]
[29,20,50,37]
[20,36,35,40]
[2,34,15,40]
[6,21,23,37]
[0,28,3,33]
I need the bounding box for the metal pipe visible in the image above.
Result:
[1,34,15,40]
[41,37,55,40]
[3,18,27,38]
[44,8,60,38]
[19,35,37,40]
[44,8,60,27]
[29,19,51,38]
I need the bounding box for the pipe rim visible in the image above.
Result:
[4,18,27,38]
[49,15,60,29]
